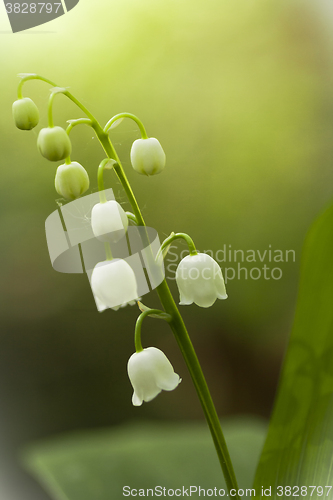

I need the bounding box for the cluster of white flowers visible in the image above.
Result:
[90,220,227,406]
[13,95,227,407]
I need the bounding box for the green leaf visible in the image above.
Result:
[22,418,266,500]
[253,203,333,497]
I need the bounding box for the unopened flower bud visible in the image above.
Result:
[12,98,39,130]
[37,126,72,161]
[176,253,227,308]
[130,137,166,176]
[91,200,128,243]
[127,347,181,406]
[91,259,138,310]
[55,161,89,200]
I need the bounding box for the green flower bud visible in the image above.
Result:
[130,137,166,176]
[55,161,89,200]
[37,126,72,162]
[12,97,39,130]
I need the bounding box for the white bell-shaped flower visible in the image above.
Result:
[127,347,181,406]
[130,137,166,175]
[176,253,227,308]
[91,259,138,310]
[91,200,128,243]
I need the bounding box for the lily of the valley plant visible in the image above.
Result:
[13,74,239,498]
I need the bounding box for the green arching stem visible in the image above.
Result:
[66,118,93,136]
[19,74,240,500]
[97,158,116,204]
[18,76,111,159]
[104,242,113,261]
[157,233,198,262]
[47,92,56,128]
[97,133,146,225]
[104,112,148,139]
[134,317,144,352]
[135,309,171,353]
[18,75,97,122]
[64,119,94,167]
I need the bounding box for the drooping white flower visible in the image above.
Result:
[127,347,181,406]
[91,259,138,310]
[55,161,89,200]
[176,253,227,308]
[130,137,166,175]
[91,200,128,243]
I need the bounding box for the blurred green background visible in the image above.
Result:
[1,0,333,497]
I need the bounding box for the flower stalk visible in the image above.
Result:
[157,232,198,261]
[135,309,172,353]
[16,74,241,499]
[104,112,148,138]
[97,158,116,204]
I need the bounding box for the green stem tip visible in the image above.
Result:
[135,309,171,353]
[97,158,117,204]
[104,112,148,139]
[157,232,198,262]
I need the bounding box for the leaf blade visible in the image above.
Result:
[23,419,267,500]
[253,203,333,497]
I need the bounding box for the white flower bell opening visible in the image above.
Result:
[176,253,227,308]
[127,347,181,406]
[95,295,138,312]
[91,259,138,310]
[91,200,128,243]
[130,137,166,176]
